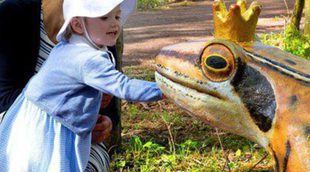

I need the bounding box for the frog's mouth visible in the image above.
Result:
[155,71,217,104]
[155,62,236,122]
[155,64,224,101]
[155,69,229,128]
[155,62,269,149]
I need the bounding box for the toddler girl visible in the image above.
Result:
[0,0,163,171]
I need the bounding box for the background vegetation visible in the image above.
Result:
[137,0,167,10]
[261,24,310,60]
[137,0,197,10]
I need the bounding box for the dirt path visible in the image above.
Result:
[122,0,295,67]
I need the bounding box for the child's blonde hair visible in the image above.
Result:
[63,25,73,41]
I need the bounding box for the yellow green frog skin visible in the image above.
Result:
[155,1,310,171]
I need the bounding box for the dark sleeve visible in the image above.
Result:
[0,0,40,113]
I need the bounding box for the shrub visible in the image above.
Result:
[261,24,310,60]
[137,0,168,10]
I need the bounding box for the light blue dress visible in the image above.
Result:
[0,93,91,171]
[0,35,162,171]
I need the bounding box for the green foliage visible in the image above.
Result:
[261,24,310,60]
[137,0,168,10]
[111,102,272,171]
[111,135,272,171]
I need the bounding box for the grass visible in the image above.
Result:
[110,66,273,171]
[137,0,168,10]
[137,0,193,10]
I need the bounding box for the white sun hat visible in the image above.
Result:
[56,0,136,42]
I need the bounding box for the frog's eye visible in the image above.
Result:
[201,43,236,82]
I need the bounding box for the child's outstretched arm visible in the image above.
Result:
[82,53,163,102]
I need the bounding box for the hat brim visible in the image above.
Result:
[56,0,136,42]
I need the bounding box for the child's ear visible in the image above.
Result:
[70,17,84,34]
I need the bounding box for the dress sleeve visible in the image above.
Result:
[82,53,162,102]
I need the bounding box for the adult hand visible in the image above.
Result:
[162,94,167,99]
[91,115,112,144]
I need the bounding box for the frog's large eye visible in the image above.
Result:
[201,43,236,82]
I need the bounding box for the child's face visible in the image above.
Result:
[85,6,121,47]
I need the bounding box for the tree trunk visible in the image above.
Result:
[116,30,124,71]
[105,30,124,152]
[113,29,124,147]
[304,0,310,36]
[290,0,305,30]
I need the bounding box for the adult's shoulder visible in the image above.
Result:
[0,0,41,13]
[0,0,41,50]
[0,0,41,28]
[0,0,21,16]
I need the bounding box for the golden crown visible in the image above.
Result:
[213,0,261,43]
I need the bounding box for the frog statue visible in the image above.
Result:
[155,0,310,171]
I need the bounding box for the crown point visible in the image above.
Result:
[213,0,261,43]
[230,4,240,9]
[229,4,241,15]
[213,0,227,15]
[252,4,262,15]
[237,0,247,12]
